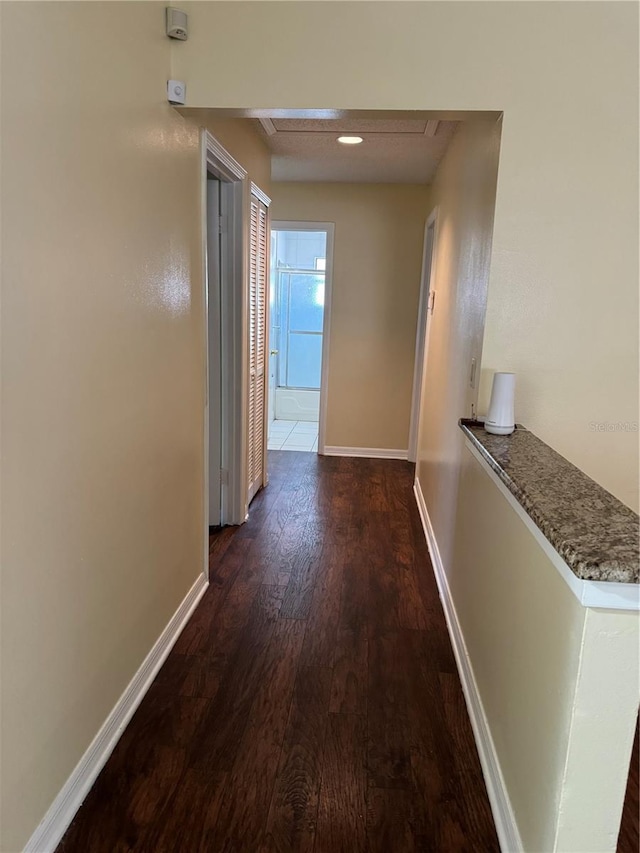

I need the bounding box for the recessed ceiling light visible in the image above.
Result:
[337,136,363,145]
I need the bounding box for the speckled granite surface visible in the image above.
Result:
[459,419,639,584]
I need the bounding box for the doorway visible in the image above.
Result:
[202,131,247,545]
[268,221,334,453]
[408,209,438,463]
[207,174,223,525]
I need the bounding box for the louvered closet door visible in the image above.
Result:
[248,193,269,503]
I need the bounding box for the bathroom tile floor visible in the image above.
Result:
[267,419,318,452]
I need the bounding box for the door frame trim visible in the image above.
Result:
[408,207,439,464]
[250,181,271,208]
[270,220,335,455]
[201,130,248,576]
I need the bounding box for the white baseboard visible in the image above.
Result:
[413,479,522,853]
[24,572,209,853]
[322,446,408,460]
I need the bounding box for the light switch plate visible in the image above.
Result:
[167,79,186,105]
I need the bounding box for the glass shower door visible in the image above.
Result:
[278,271,325,390]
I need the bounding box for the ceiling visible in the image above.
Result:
[255,117,459,184]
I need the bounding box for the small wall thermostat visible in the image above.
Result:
[166,7,188,40]
[167,80,186,105]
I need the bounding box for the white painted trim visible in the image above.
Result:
[413,478,523,853]
[408,208,438,463]
[258,117,277,136]
[464,439,640,612]
[271,220,334,457]
[201,130,248,532]
[200,132,211,573]
[272,220,333,233]
[24,573,209,853]
[319,225,334,456]
[205,134,247,181]
[322,446,408,460]
[250,181,271,208]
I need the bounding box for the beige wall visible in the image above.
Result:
[2,2,637,849]
[271,182,430,451]
[0,4,203,850]
[417,120,501,571]
[452,446,639,851]
[173,0,639,510]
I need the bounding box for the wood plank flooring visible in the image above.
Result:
[618,720,639,853]
[55,451,635,852]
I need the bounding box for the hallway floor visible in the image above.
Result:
[57,453,498,851]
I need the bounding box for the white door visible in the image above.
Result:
[248,191,270,503]
[408,210,438,463]
[207,177,222,525]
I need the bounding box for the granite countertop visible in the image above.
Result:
[459,420,639,584]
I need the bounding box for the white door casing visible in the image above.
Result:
[207,177,222,526]
[201,130,247,582]
[270,220,335,455]
[408,209,438,464]
[268,229,277,429]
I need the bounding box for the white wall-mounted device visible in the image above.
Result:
[167,80,186,105]
[166,7,188,40]
[485,372,516,435]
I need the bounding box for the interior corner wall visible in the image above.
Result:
[270,182,431,452]
[0,3,203,849]
[416,120,502,573]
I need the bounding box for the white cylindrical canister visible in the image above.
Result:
[485,372,516,435]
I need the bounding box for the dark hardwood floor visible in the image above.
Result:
[618,720,639,853]
[55,450,637,852]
